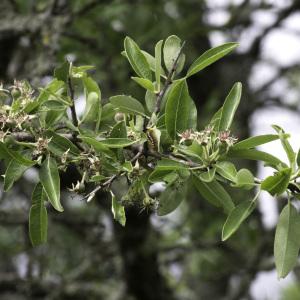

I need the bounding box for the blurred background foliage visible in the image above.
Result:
[1,0,300,299]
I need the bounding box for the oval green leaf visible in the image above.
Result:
[199,167,216,182]
[272,125,295,168]
[155,40,163,90]
[110,95,146,116]
[218,82,242,131]
[29,183,48,246]
[222,199,256,241]
[157,183,185,216]
[274,202,300,278]
[163,35,185,73]
[44,130,80,158]
[216,161,237,182]
[0,142,35,166]
[165,80,195,140]
[79,136,116,157]
[192,175,234,214]
[111,191,126,226]
[81,91,101,124]
[141,50,166,77]
[226,148,287,169]
[232,134,286,150]
[261,168,291,196]
[124,36,152,80]
[4,159,31,192]
[39,155,63,212]
[187,42,238,77]
[131,77,155,92]
[233,168,255,190]
[98,138,135,148]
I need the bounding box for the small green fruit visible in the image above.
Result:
[114,112,125,122]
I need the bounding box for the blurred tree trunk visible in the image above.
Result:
[114,209,175,300]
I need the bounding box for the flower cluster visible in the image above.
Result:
[178,128,238,147]
[10,80,35,106]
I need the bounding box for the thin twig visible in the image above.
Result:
[67,76,79,128]
[153,41,186,115]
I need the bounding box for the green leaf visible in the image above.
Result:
[90,175,107,182]
[71,65,95,78]
[82,75,101,98]
[39,155,63,212]
[155,40,163,90]
[122,177,145,204]
[176,141,203,161]
[79,136,116,157]
[54,61,70,82]
[38,79,65,100]
[192,175,234,214]
[122,161,133,172]
[226,148,287,169]
[97,138,135,148]
[110,121,127,161]
[81,91,101,124]
[165,80,195,140]
[100,103,116,122]
[187,42,238,77]
[297,148,300,167]
[145,90,156,113]
[0,142,35,166]
[131,77,155,92]
[4,159,31,192]
[188,99,198,130]
[29,183,48,246]
[44,130,80,158]
[82,76,101,130]
[124,36,152,80]
[261,168,291,196]
[210,107,222,129]
[274,202,300,278]
[232,134,287,150]
[111,191,126,226]
[39,99,67,111]
[157,183,185,216]
[222,198,257,241]
[110,95,146,116]
[110,121,127,138]
[148,159,188,183]
[219,82,242,131]
[233,169,255,190]
[25,79,65,113]
[40,100,66,128]
[199,168,216,182]
[272,125,296,168]
[148,169,174,183]
[163,35,185,73]
[141,50,166,77]
[216,161,237,182]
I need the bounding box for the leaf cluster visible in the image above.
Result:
[0,35,299,278]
